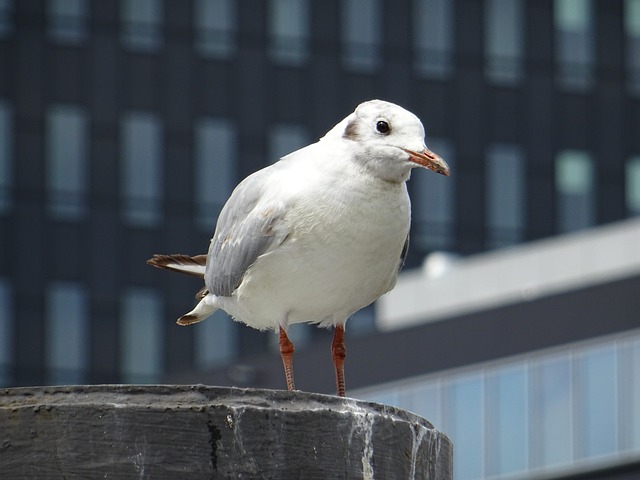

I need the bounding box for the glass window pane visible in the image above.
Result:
[194,117,236,230]
[121,288,163,383]
[531,354,573,469]
[121,0,163,52]
[48,0,88,44]
[0,100,12,214]
[268,123,309,163]
[555,150,594,232]
[121,111,163,227]
[0,0,12,38]
[269,0,309,65]
[488,364,528,476]
[445,373,484,479]
[626,157,640,215]
[0,278,12,386]
[46,104,89,220]
[403,380,442,430]
[485,0,524,84]
[342,0,381,72]
[554,0,594,90]
[626,0,640,95]
[629,338,640,449]
[576,345,617,458]
[412,139,455,250]
[194,0,236,58]
[45,281,88,384]
[194,311,236,369]
[486,144,525,247]
[413,0,453,78]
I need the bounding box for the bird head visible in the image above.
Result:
[324,100,450,183]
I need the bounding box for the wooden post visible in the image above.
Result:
[0,385,452,479]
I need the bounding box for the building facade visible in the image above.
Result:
[1,1,640,478]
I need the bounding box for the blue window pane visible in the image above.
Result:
[626,0,640,95]
[194,311,236,369]
[485,0,524,84]
[121,0,163,52]
[341,0,381,72]
[577,345,617,458]
[531,354,573,469]
[486,144,525,247]
[48,0,88,44]
[0,100,12,214]
[412,139,455,250]
[268,123,309,163]
[46,282,88,384]
[121,111,163,227]
[413,0,453,78]
[269,0,309,65]
[121,288,163,383]
[487,364,528,476]
[0,0,12,38]
[626,157,640,215]
[554,0,594,90]
[555,150,594,233]
[446,373,484,479]
[194,117,236,230]
[629,338,640,449]
[194,0,236,58]
[46,104,89,220]
[0,278,12,386]
[403,380,442,429]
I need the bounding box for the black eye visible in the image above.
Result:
[376,120,390,134]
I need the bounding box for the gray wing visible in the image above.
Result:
[205,168,290,297]
[398,233,410,273]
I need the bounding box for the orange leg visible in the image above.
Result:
[331,325,347,397]
[279,326,295,391]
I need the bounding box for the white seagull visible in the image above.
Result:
[148,100,450,396]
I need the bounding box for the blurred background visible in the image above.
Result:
[1,0,640,479]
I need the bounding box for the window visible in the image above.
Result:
[121,111,163,227]
[194,117,236,230]
[554,0,594,90]
[485,0,524,85]
[555,150,594,232]
[413,0,453,78]
[576,345,617,458]
[0,100,11,214]
[486,144,525,247]
[120,288,163,383]
[47,0,88,44]
[531,354,573,469]
[412,139,455,250]
[268,123,309,163]
[194,0,236,58]
[194,311,237,369]
[45,281,88,384]
[0,0,12,38]
[446,373,484,479]
[625,0,640,95]
[626,157,640,215]
[487,365,528,476]
[341,0,381,72]
[46,104,89,220]
[269,0,309,65]
[121,0,163,52]
[0,279,12,386]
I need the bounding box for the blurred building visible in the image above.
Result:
[1,1,640,479]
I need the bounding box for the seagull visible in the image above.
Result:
[148,100,450,397]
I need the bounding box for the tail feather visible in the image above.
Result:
[147,254,207,278]
[176,294,218,326]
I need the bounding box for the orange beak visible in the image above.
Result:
[403,147,451,176]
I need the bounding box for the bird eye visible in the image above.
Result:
[376,120,390,134]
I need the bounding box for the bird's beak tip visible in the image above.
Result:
[404,148,451,177]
